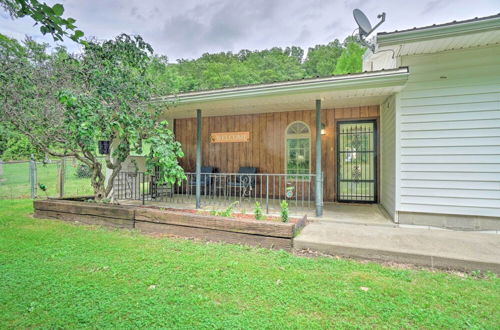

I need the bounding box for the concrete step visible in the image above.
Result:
[294,221,500,273]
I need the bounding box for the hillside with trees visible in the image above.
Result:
[0,0,366,166]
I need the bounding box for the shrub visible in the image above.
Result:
[254,201,265,220]
[210,201,239,217]
[75,163,92,178]
[280,200,289,223]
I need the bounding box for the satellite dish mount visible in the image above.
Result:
[353,9,385,52]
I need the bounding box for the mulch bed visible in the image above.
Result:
[135,204,300,223]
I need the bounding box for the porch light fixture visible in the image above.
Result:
[98,140,111,155]
[321,123,326,135]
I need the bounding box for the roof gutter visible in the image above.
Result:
[156,67,409,105]
[377,16,500,47]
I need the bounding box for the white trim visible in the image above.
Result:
[155,68,409,105]
[377,14,500,47]
[394,92,402,223]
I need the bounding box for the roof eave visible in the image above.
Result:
[377,16,500,47]
[157,68,409,105]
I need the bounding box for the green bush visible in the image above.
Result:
[1,134,41,160]
[280,200,289,223]
[254,201,265,220]
[210,201,238,217]
[75,163,92,178]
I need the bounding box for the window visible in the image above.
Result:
[285,121,311,176]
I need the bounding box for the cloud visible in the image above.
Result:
[0,0,497,60]
[421,0,450,15]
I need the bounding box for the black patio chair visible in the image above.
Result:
[226,167,257,197]
[150,167,173,199]
[188,166,215,194]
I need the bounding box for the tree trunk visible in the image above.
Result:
[91,162,107,202]
[94,185,107,202]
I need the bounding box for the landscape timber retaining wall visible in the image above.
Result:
[33,199,135,229]
[33,199,307,250]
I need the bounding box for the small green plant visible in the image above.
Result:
[280,200,289,223]
[101,198,111,204]
[210,201,239,217]
[470,270,497,280]
[254,202,265,220]
[38,183,49,199]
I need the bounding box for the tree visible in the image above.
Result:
[0,0,84,42]
[333,39,366,75]
[303,40,343,77]
[0,34,185,201]
[167,46,306,93]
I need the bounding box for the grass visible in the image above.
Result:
[1,199,499,328]
[0,161,96,199]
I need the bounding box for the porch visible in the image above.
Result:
[113,171,391,225]
[113,67,409,223]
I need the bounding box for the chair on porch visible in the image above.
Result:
[188,166,215,195]
[150,167,174,199]
[226,167,257,197]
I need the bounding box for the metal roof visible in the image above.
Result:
[378,13,500,36]
[376,13,500,47]
[156,67,409,103]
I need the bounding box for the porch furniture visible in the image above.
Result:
[212,174,228,198]
[226,167,257,197]
[188,166,215,195]
[150,169,173,199]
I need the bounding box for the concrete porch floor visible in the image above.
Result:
[312,202,392,225]
[118,195,392,225]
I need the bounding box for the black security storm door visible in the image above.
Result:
[336,121,377,203]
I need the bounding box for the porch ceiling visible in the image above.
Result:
[158,67,408,119]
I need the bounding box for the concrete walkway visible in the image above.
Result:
[311,203,392,225]
[294,221,500,273]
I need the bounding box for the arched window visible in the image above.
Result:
[285,121,311,176]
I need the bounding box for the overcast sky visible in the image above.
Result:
[1,0,498,61]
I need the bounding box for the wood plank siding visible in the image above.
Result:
[174,106,379,201]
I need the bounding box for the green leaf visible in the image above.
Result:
[73,30,84,39]
[52,4,64,16]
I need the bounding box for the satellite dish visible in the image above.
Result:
[353,9,372,37]
[352,9,386,51]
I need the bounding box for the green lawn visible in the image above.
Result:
[1,199,499,328]
[0,161,96,199]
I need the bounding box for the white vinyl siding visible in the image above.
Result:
[380,95,396,219]
[397,45,500,218]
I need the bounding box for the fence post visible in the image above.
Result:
[142,172,145,205]
[0,159,3,179]
[29,155,37,199]
[58,157,66,198]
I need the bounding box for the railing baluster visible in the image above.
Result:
[115,172,317,214]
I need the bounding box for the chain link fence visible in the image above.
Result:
[0,157,105,199]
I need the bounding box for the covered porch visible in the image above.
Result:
[114,68,408,222]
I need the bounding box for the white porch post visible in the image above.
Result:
[195,109,202,209]
[315,99,323,217]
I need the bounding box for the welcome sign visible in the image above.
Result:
[210,132,250,143]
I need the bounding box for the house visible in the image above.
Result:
[116,13,500,230]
